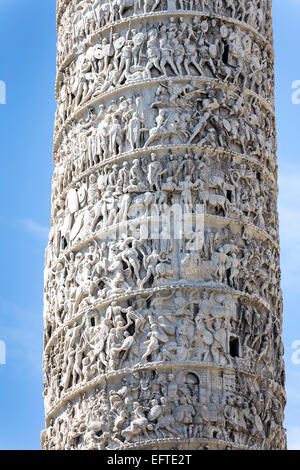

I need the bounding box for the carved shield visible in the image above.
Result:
[67,188,79,214]
[70,213,84,241]
[133,33,145,47]
[156,330,169,344]
[200,328,213,346]
[209,44,218,58]
[114,36,126,50]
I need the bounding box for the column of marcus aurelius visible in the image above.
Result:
[42,0,287,450]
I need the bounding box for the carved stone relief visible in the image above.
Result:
[43,0,286,450]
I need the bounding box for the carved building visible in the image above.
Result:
[42,0,286,450]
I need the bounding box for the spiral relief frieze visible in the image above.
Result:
[42,0,286,451]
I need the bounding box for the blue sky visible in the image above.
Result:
[0,0,299,450]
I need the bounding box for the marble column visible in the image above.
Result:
[42,0,286,450]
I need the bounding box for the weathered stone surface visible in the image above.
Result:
[42,0,286,450]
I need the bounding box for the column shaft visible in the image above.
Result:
[42,0,286,450]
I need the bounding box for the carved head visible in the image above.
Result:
[201,20,208,33]
[89,174,96,184]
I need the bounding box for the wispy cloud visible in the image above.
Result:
[19,218,49,242]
